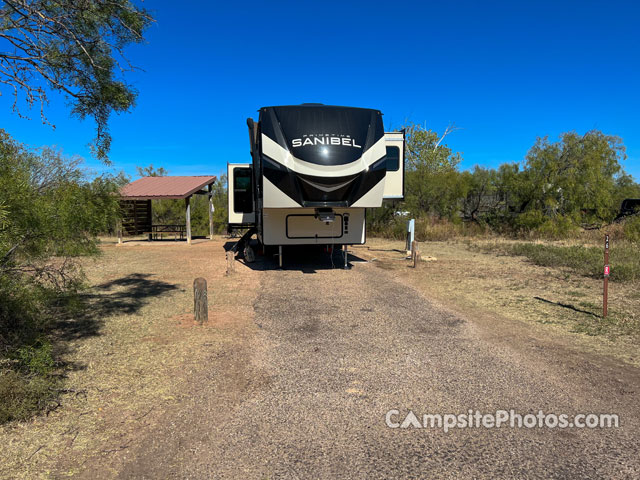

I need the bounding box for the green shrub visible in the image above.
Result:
[623,216,640,243]
[536,215,580,239]
[0,129,119,423]
[16,341,56,376]
[0,369,59,423]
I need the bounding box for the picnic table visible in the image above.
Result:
[146,224,186,240]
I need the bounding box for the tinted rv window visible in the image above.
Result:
[233,168,253,214]
[386,146,400,172]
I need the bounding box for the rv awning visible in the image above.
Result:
[119,176,217,200]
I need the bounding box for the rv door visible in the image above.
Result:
[227,163,256,226]
[383,131,405,199]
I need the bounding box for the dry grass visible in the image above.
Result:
[0,236,258,479]
[356,237,640,367]
[470,238,640,282]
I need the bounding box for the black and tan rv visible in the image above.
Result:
[228,104,404,266]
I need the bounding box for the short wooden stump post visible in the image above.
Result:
[226,251,235,275]
[193,277,208,324]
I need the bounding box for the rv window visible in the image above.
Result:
[386,146,400,172]
[233,168,253,214]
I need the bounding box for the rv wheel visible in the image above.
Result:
[244,245,256,263]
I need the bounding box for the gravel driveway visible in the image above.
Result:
[116,251,640,479]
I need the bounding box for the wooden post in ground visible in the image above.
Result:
[208,184,215,240]
[226,251,235,275]
[193,277,208,324]
[117,219,123,245]
[185,196,192,245]
[412,240,418,268]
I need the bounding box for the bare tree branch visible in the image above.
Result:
[434,122,462,151]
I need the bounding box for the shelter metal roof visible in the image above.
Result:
[120,176,217,200]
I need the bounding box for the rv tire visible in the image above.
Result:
[244,245,256,263]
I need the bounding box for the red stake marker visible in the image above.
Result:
[603,234,609,318]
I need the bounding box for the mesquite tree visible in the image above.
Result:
[0,0,153,161]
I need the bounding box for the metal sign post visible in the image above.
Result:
[406,219,415,255]
[603,234,610,318]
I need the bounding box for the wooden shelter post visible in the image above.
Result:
[147,199,152,241]
[117,218,123,245]
[185,196,192,245]
[208,184,214,240]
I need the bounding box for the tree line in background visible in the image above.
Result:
[120,125,640,242]
[369,125,640,241]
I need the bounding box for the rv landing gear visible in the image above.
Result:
[343,245,350,270]
[231,227,257,262]
[278,246,283,269]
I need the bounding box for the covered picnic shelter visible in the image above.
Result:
[118,175,217,245]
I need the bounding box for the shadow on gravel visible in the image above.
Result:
[224,240,367,273]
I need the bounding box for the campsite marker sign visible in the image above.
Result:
[603,234,609,318]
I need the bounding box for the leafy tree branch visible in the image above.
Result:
[0,0,153,162]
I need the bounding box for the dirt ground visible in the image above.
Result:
[1,236,638,478]
[356,238,640,367]
[0,237,258,479]
[101,240,640,478]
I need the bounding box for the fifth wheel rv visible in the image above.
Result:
[228,104,405,267]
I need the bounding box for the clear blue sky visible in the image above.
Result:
[1,0,639,181]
